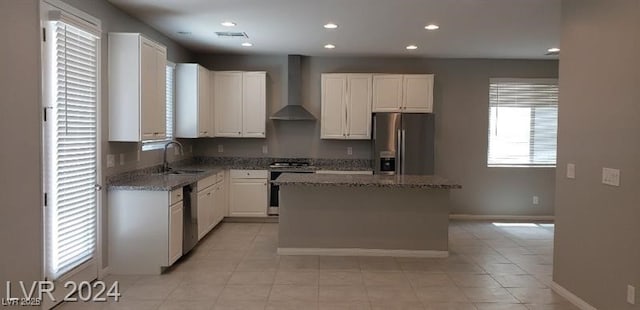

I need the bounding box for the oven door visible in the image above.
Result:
[269,170,314,215]
[269,171,282,215]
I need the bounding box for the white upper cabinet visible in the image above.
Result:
[321,74,347,139]
[241,72,266,138]
[403,74,434,113]
[372,75,403,112]
[109,33,167,142]
[175,64,211,138]
[372,74,434,113]
[213,71,266,138]
[321,74,372,140]
[346,74,373,139]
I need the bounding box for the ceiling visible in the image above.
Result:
[107,0,561,59]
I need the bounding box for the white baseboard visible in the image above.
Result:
[98,266,110,280]
[450,214,554,221]
[550,281,598,310]
[277,247,448,258]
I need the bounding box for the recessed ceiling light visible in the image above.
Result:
[221,21,237,27]
[324,23,338,29]
[547,47,560,53]
[424,24,440,30]
[324,44,336,49]
[406,45,418,50]
[241,42,253,47]
[176,31,191,35]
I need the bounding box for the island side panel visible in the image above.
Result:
[278,185,450,254]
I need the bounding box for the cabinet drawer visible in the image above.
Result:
[170,187,183,204]
[216,171,225,183]
[230,169,268,179]
[198,174,217,190]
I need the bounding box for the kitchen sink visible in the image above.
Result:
[156,169,206,175]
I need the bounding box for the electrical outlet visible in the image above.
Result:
[106,154,115,168]
[119,153,125,166]
[602,167,621,186]
[218,144,224,153]
[532,196,539,205]
[347,147,353,155]
[262,144,268,154]
[566,163,575,179]
[628,285,635,304]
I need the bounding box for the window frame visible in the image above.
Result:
[487,78,559,168]
[141,61,176,151]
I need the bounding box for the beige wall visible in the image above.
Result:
[0,0,44,291]
[553,0,640,308]
[195,55,558,216]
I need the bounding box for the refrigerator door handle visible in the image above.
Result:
[397,129,402,174]
[401,129,406,174]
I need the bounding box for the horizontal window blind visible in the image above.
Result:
[488,79,558,167]
[142,63,174,151]
[46,20,99,279]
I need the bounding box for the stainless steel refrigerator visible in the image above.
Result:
[373,113,435,175]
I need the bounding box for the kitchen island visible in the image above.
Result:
[273,173,462,257]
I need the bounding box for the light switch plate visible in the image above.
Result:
[106,154,115,168]
[532,196,539,205]
[628,285,635,304]
[566,163,575,179]
[347,147,353,155]
[218,144,224,153]
[602,167,621,186]
[262,145,268,154]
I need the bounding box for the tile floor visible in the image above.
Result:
[57,221,579,310]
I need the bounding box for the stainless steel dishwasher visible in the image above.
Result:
[182,183,198,254]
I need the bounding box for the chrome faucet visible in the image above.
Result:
[162,141,184,172]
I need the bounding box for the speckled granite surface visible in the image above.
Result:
[194,157,373,171]
[272,173,462,189]
[107,157,374,191]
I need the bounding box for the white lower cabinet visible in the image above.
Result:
[197,171,226,240]
[108,187,183,275]
[230,170,268,217]
[197,184,215,240]
[168,202,183,265]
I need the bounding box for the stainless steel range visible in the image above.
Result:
[268,161,316,215]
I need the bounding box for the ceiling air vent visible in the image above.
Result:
[215,32,249,38]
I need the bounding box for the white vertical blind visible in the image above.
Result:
[165,64,175,139]
[488,78,558,167]
[45,20,99,279]
[141,63,174,150]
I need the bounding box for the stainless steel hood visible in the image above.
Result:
[270,55,316,121]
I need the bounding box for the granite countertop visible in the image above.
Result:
[107,167,222,191]
[272,173,462,189]
[107,157,375,191]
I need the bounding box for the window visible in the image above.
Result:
[487,78,558,167]
[142,62,175,150]
[43,7,101,281]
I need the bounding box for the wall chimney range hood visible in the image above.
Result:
[270,55,316,121]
